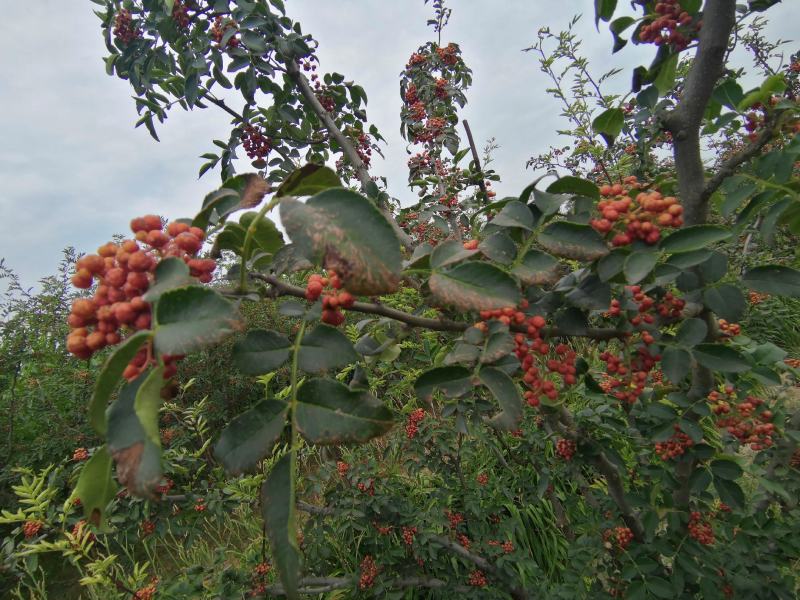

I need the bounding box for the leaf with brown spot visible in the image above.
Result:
[239,173,270,208]
[280,190,402,295]
[429,262,520,311]
[511,250,562,286]
[538,222,609,261]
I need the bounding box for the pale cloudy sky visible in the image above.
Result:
[0,1,796,289]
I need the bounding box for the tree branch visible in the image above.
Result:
[662,0,737,226]
[259,575,471,597]
[462,119,488,200]
[249,272,627,340]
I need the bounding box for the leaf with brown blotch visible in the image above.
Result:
[280,190,402,295]
[239,173,270,209]
[429,262,520,311]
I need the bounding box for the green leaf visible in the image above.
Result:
[154,286,240,355]
[430,239,478,269]
[539,222,609,261]
[142,258,194,303]
[710,459,743,481]
[647,577,675,599]
[89,331,152,436]
[241,30,267,53]
[69,446,118,530]
[134,366,166,448]
[414,367,473,401]
[592,108,624,138]
[274,164,342,198]
[565,274,611,311]
[298,325,358,372]
[512,250,560,286]
[597,250,626,282]
[239,211,285,256]
[653,52,679,96]
[532,188,570,216]
[481,332,515,364]
[659,225,731,253]
[430,262,520,311]
[479,367,522,430]
[742,265,800,297]
[714,477,745,509]
[712,79,744,110]
[693,344,750,373]
[479,231,517,265]
[546,176,600,200]
[703,284,746,322]
[490,200,535,231]
[624,251,658,284]
[595,0,617,24]
[295,378,393,444]
[260,453,301,600]
[280,189,401,295]
[675,318,708,347]
[106,373,162,498]
[214,399,289,475]
[233,330,291,375]
[662,347,691,383]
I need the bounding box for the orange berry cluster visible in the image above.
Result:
[405,408,426,439]
[401,525,417,546]
[435,77,449,99]
[436,43,459,66]
[614,526,634,550]
[556,438,576,461]
[468,570,487,587]
[359,555,378,589]
[23,520,42,539]
[210,16,239,48]
[708,388,775,450]
[655,425,694,460]
[113,9,140,44]
[718,319,741,337]
[592,178,683,246]
[68,216,214,379]
[407,52,427,67]
[688,511,714,545]
[72,447,89,461]
[748,291,769,305]
[638,0,701,51]
[304,271,355,326]
[462,239,478,250]
[785,358,800,369]
[242,125,272,160]
[132,579,158,600]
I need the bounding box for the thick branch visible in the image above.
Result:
[249,272,626,340]
[662,0,736,226]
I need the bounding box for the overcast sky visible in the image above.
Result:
[1,1,796,290]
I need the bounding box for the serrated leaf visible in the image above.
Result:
[703,284,746,322]
[660,225,731,253]
[480,367,522,430]
[592,107,624,138]
[693,344,750,372]
[742,265,800,297]
[154,286,240,355]
[481,332,515,364]
[295,378,393,444]
[479,231,517,265]
[298,325,358,372]
[90,331,152,436]
[429,262,520,311]
[539,222,609,261]
[414,367,472,401]
[274,164,342,198]
[261,453,300,600]
[512,250,560,286]
[280,190,401,295]
[70,446,118,530]
[714,477,745,509]
[240,211,285,256]
[233,330,291,375]
[491,200,535,230]
[214,399,289,474]
[532,188,570,216]
[430,239,478,269]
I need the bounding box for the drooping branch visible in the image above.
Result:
[662,0,737,226]
[249,272,627,340]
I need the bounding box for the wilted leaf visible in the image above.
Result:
[429,262,520,311]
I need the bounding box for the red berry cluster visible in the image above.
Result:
[613,526,634,550]
[374,522,393,535]
[708,388,775,450]
[141,520,156,537]
[359,555,378,589]
[357,480,375,496]
[655,425,694,460]
[405,408,426,439]
[445,510,464,530]
[72,447,89,461]
[113,9,140,44]
[468,570,487,587]
[210,16,239,48]
[407,52,427,67]
[556,438,576,461]
[592,177,683,246]
[336,461,349,477]
[68,217,214,380]
[401,526,417,546]
[638,1,701,51]
[599,346,661,404]
[436,43,459,66]
[462,239,479,250]
[435,77,449,99]
[22,520,42,539]
[242,125,272,160]
[172,1,191,28]
[457,533,471,549]
[488,539,515,554]
[476,472,489,486]
[718,319,741,338]
[194,497,207,512]
[304,271,355,326]
[355,131,373,167]
[71,520,95,543]
[688,511,715,545]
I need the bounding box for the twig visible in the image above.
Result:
[462,120,488,201]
